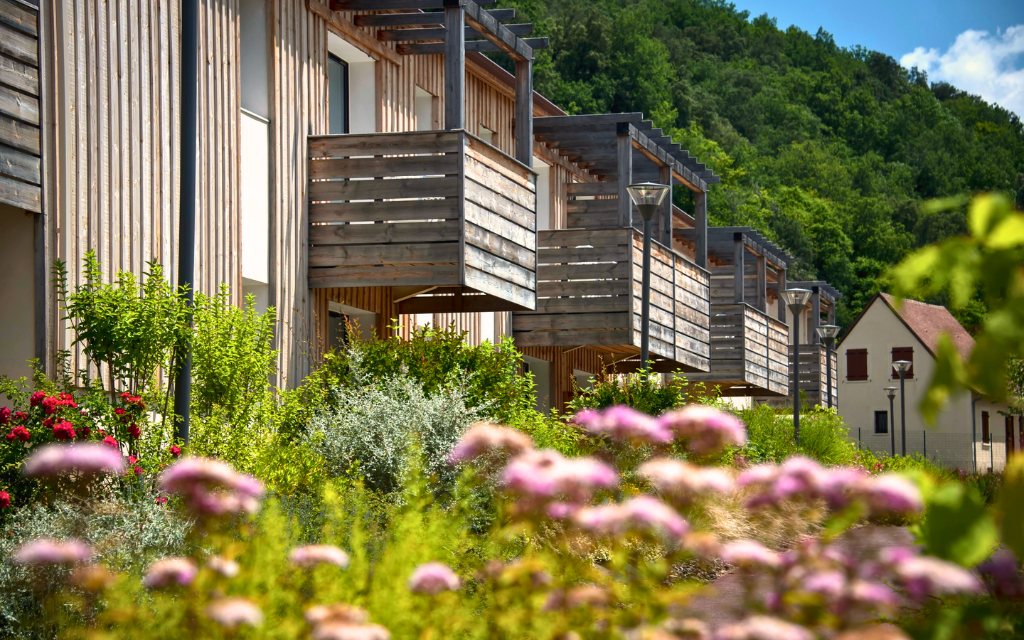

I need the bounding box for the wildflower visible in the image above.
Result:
[52,421,76,441]
[639,458,733,504]
[305,604,370,626]
[719,540,781,569]
[893,556,983,599]
[408,562,461,594]
[659,405,746,454]
[22,443,125,477]
[737,464,780,487]
[206,555,240,578]
[158,457,264,517]
[573,406,671,444]
[0,491,9,508]
[978,550,1024,598]
[128,423,141,439]
[849,579,899,607]
[289,545,350,569]
[143,557,198,589]
[448,423,534,464]
[801,570,846,599]
[68,564,116,592]
[102,435,118,449]
[155,496,168,505]
[312,623,391,640]
[14,539,92,565]
[501,450,617,503]
[714,615,813,640]
[170,445,182,457]
[205,597,264,630]
[0,407,9,425]
[855,474,923,515]
[574,496,689,540]
[29,391,45,407]
[683,531,722,559]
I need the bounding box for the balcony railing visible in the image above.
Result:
[307,130,537,312]
[792,343,838,408]
[687,303,789,396]
[512,227,711,372]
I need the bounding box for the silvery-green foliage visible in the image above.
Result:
[306,369,482,495]
[0,488,192,638]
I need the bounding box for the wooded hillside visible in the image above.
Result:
[499,0,1024,327]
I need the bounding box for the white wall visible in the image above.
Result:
[415,87,434,132]
[239,0,268,118]
[0,205,35,380]
[523,355,551,414]
[328,33,376,134]
[533,157,551,231]
[240,112,270,292]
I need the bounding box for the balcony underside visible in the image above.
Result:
[307,130,538,313]
[686,303,789,397]
[513,228,712,373]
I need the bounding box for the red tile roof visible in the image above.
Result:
[879,293,975,361]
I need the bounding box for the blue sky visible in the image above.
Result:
[732,0,1024,115]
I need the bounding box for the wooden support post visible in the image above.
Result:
[514,57,533,165]
[444,1,465,131]
[617,123,633,228]
[756,254,766,312]
[778,268,788,323]
[828,300,836,325]
[694,189,707,269]
[659,164,672,246]
[734,233,745,304]
[811,286,821,344]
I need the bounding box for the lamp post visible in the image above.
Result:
[885,386,898,457]
[781,288,812,445]
[816,324,840,409]
[893,360,912,456]
[627,183,671,375]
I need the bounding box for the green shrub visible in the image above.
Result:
[739,406,858,466]
[567,369,722,417]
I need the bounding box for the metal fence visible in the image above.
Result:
[853,428,1009,474]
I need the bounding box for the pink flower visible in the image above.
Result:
[14,538,92,565]
[305,604,370,626]
[169,445,182,457]
[204,597,264,630]
[312,623,391,640]
[737,464,781,487]
[801,570,846,598]
[22,443,125,478]
[0,407,9,425]
[713,615,813,640]
[719,540,781,569]
[574,496,689,540]
[407,562,461,594]
[978,550,1024,598]
[0,491,10,508]
[639,458,734,504]
[448,423,534,464]
[29,391,45,407]
[142,557,198,589]
[102,435,118,449]
[501,450,617,503]
[573,406,672,444]
[155,496,168,505]
[849,579,899,607]
[893,556,983,599]
[207,555,240,578]
[158,457,264,517]
[52,421,76,441]
[854,474,923,515]
[659,405,746,454]
[128,423,141,439]
[289,545,351,569]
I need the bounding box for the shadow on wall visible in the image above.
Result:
[0,204,34,380]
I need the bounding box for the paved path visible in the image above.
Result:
[683,526,915,628]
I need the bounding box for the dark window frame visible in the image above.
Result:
[327,53,350,135]
[983,411,990,444]
[874,410,888,434]
[846,348,868,381]
[1007,415,1016,455]
[891,346,915,379]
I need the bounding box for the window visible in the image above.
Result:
[983,411,990,444]
[891,347,914,379]
[478,126,495,145]
[1007,416,1016,455]
[327,53,349,135]
[874,411,888,434]
[846,349,868,381]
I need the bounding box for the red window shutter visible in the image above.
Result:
[983,411,990,444]
[891,347,914,379]
[846,349,868,381]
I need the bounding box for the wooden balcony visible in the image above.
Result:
[307,130,537,312]
[687,304,789,397]
[792,343,838,408]
[512,227,711,372]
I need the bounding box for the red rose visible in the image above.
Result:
[0,491,9,509]
[169,445,182,458]
[52,421,76,441]
[77,425,92,439]
[133,466,143,476]
[128,424,141,439]
[114,408,126,417]
[0,407,10,425]
[13,411,27,423]
[155,496,167,505]
[42,417,54,428]
[120,392,131,401]
[102,435,118,449]
[29,391,45,407]
[9,426,30,442]
[128,456,138,464]
[41,397,59,415]
[4,432,12,442]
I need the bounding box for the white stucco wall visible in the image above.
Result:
[837,297,1009,471]
[0,205,35,381]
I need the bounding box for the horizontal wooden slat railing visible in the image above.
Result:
[513,227,711,372]
[687,303,789,396]
[308,130,537,312]
[791,343,838,408]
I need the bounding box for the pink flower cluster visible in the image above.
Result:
[573,405,746,454]
[408,562,461,595]
[574,495,690,541]
[305,604,391,640]
[289,545,351,569]
[448,423,534,463]
[14,538,92,565]
[158,457,264,517]
[501,449,617,505]
[143,557,198,589]
[639,458,734,505]
[22,442,126,478]
[738,457,923,515]
[574,406,671,445]
[205,597,264,630]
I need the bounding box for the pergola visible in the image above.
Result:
[331,0,549,165]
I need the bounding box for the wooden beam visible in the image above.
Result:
[333,0,495,9]
[777,268,787,323]
[515,57,533,166]
[396,37,547,55]
[354,8,514,27]
[659,163,672,246]
[617,122,632,228]
[757,254,767,312]
[307,0,403,66]
[694,190,707,269]
[734,233,744,304]
[811,286,821,345]
[378,23,533,42]
[444,3,465,130]
[463,0,533,61]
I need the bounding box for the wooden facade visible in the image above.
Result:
[0,0,41,212]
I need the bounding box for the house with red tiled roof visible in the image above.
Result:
[837,293,1015,472]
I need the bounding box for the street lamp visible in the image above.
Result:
[884,386,898,457]
[816,324,840,410]
[781,288,812,445]
[893,360,912,456]
[627,183,671,375]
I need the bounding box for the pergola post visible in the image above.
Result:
[734,233,745,304]
[659,164,673,245]
[514,58,533,165]
[756,254,767,312]
[617,123,633,228]
[777,268,788,323]
[694,190,707,268]
[444,1,465,131]
[811,286,821,344]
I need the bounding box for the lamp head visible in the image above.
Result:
[884,386,898,400]
[893,360,912,378]
[627,182,670,221]
[781,288,812,309]
[816,324,841,342]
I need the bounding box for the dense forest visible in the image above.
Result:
[495,0,1024,328]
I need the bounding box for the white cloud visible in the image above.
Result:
[900,26,1024,116]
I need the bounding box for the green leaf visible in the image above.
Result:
[920,482,998,567]
[998,456,1024,559]
[985,214,1024,251]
